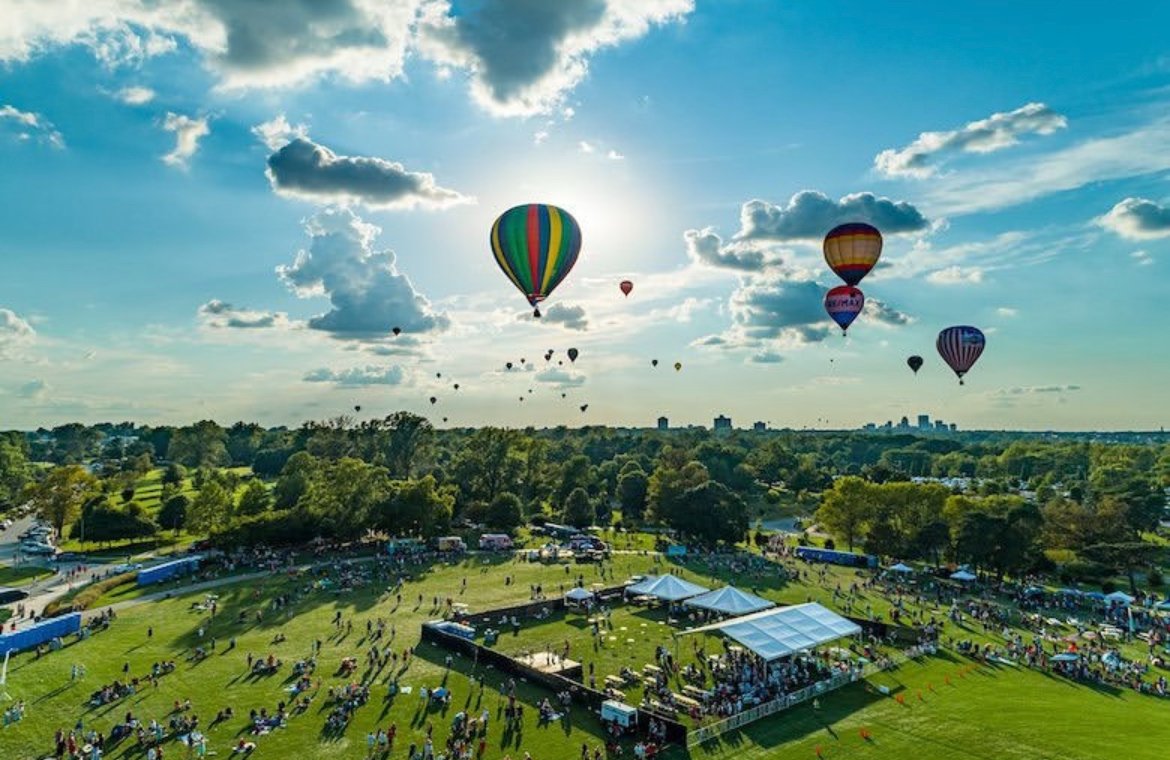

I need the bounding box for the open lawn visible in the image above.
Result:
[0,564,53,587]
[1,550,1168,759]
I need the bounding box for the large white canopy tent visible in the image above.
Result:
[684,586,775,617]
[679,603,861,662]
[564,587,595,603]
[950,570,977,582]
[888,563,913,573]
[625,575,709,602]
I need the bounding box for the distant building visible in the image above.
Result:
[898,416,910,430]
[752,421,767,432]
[949,423,958,432]
[863,423,876,431]
[917,414,930,430]
[934,420,948,432]
[657,416,669,430]
[714,415,732,431]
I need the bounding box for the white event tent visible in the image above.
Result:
[680,603,861,662]
[684,586,775,617]
[625,575,709,602]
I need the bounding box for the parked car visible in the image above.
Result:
[22,543,57,555]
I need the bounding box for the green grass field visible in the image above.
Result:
[0,564,53,587]
[1,551,1168,759]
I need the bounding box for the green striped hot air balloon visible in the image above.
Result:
[490,203,582,317]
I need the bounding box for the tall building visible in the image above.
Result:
[714,415,732,431]
[898,416,910,430]
[917,414,930,430]
[657,416,669,430]
[934,420,948,431]
[752,421,767,432]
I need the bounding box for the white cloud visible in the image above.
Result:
[996,307,1018,318]
[749,350,784,364]
[923,118,1170,216]
[304,364,407,387]
[1131,250,1154,266]
[198,300,289,329]
[18,378,49,400]
[0,103,64,147]
[534,367,585,388]
[251,114,309,151]
[115,85,155,105]
[262,135,471,210]
[606,149,624,160]
[418,0,693,116]
[538,303,588,331]
[278,208,449,338]
[0,308,36,356]
[161,112,208,167]
[683,227,768,271]
[925,265,985,285]
[578,140,595,154]
[1096,197,1170,240]
[737,190,929,241]
[875,102,1067,178]
[533,130,549,145]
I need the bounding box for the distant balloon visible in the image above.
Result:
[528,389,533,394]
[620,280,633,297]
[442,417,448,423]
[824,285,865,334]
[436,372,442,379]
[558,360,563,366]
[491,203,582,317]
[674,362,682,372]
[392,327,401,336]
[561,393,567,398]
[453,383,460,390]
[520,358,526,364]
[936,326,986,385]
[907,355,924,374]
[567,348,579,363]
[580,404,589,412]
[651,359,658,367]
[353,405,361,413]
[823,222,882,286]
[519,396,524,402]
[506,362,513,370]
[429,396,437,405]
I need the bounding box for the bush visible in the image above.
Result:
[214,510,329,548]
[530,514,548,527]
[764,489,782,505]
[1147,568,1164,588]
[1101,580,1117,594]
[1058,559,1109,585]
[44,571,138,617]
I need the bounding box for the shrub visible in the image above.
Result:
[44,571,138,617]
[1147,568,1164,588]
[1101,580,1117,594]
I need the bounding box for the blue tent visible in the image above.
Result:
[0,613,81,654]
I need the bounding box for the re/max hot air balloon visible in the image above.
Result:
[824,286,865,335]
[823,223,882,286]
[907,355,924,375]
[491,203,582,317]
[936,326,986,385]
[567,348,579,363]
[620,280,633,297]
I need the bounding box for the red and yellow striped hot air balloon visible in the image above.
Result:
[823,222,882,286]
[491,203,582,317]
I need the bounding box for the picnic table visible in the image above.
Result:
[673,694,701,710]
[605,675,625,689]
[643,664,662,676]
[682,685,711,701]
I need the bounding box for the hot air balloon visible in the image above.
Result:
[354,405,361,413]
[520,357,526,364]
[620,280,633,297]
[567,348,579,363]
[442,417,448,423]
[674,362,682,372]
[580,404,589,412]
[824,285,865,335]
[936,326,986,385]
[429,396,437,405]
[506,362,513,370]
[823,223,882,286]
[436,372,442,379]
[453,383,460,390]
[561,393,566,398]
[392,326,401,336]
[907,355,924,374]
[491,203,582,317]
[651,359,658,367]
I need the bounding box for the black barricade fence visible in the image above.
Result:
[848,616,922,644]
[460,583,630,629]
[422,621,688,743]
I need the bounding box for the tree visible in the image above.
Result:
[120,486,136,503]
[1082,542,1161,594]
[816,476,875,551]
[647,454,709,524]
[274,452,318,510]
[188,480,233,536]
[167,421,229,469]
[159,494,189,535]
[30,465,99,537]
[556,455,596,505]
[70,505,157,545]
[485,492,523,533]
[912,520,951,566]
[563,487,594,527]
[0,434,31,508]
[161,462,187,488]
[617,465,649,522]
[373,476,454,538]
[664,481,747,544]
[301,458,388,538]
[237,479,272,517]
[381,412,434,478]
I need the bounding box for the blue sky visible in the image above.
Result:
[0,0,1167,431]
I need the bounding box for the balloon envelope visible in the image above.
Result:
[491,204,581,316]
[936,326,986,383]
[505,362,513,370]
[824,285,865,333]
[651,359,658,367]
[392,327,401,336]
[620,280,633,296]
[567,348,579,362]
[674,362,682,372]
[429,396,437,404]
[907,355,924,374]
[823,223,882,286]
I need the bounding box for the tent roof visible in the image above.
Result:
[950,570,977,581]
[888,563,913,573]
[1105,591,1135,603]
[682,603,861,662]
[626,575,709,601]
[564,587,595,601]
[684,586,775,616]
